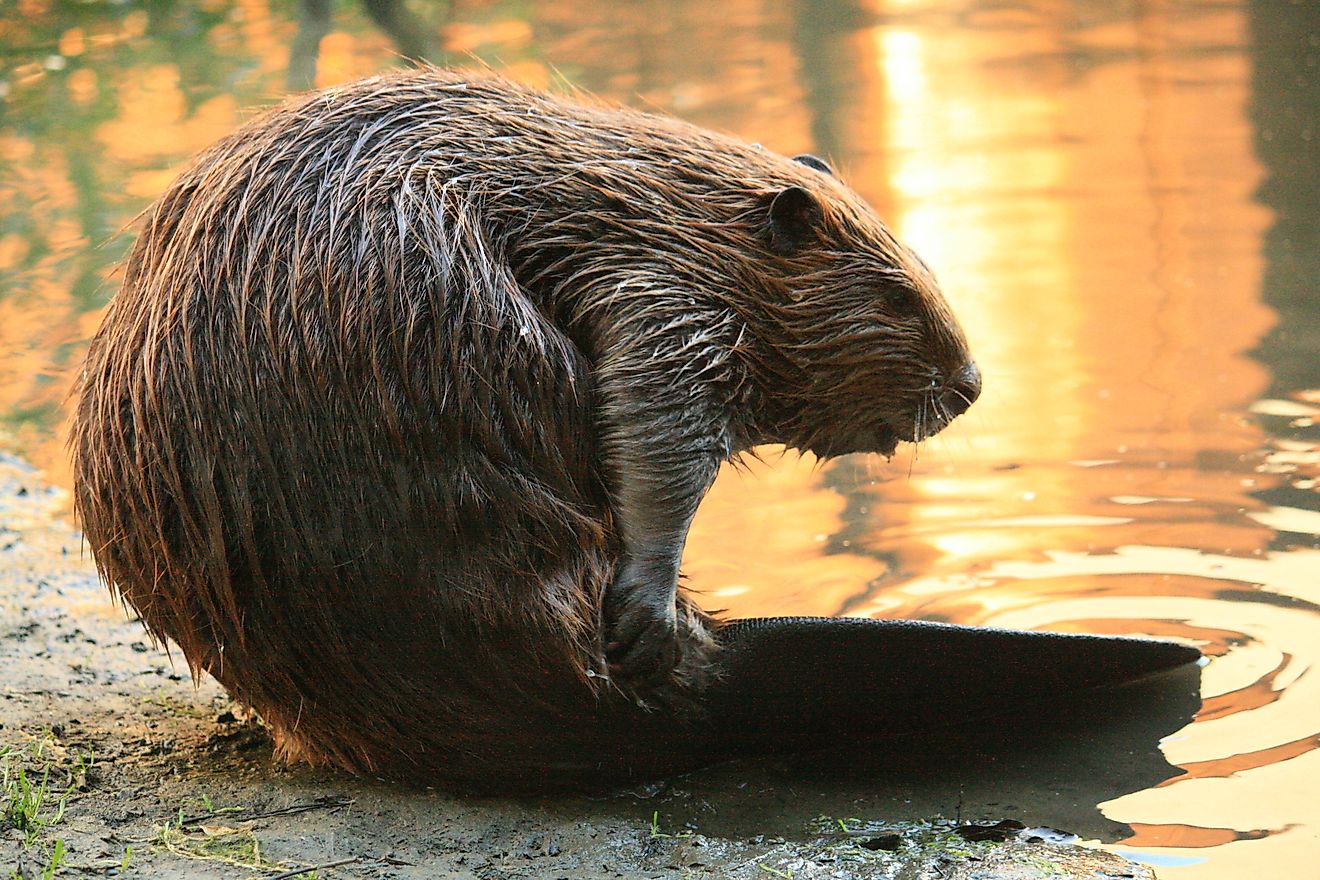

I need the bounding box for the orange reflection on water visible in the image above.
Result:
[1,3,1317,876]
[685,453,891,619]
[684,3,1278,629]
[690,4,1313,875]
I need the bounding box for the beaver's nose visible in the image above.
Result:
[940,362,981,418]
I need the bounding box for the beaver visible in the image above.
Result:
[71,68,987,791]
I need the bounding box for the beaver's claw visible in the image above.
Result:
[604,567,715,712]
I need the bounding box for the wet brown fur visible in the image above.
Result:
[70,69,974,791]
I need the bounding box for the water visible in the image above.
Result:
[1,1,1317,876]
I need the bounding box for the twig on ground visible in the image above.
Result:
[264,855,414,879]
[264,856,362,879]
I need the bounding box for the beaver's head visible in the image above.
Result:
[749,155,981,460]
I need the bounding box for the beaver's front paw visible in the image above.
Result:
[604,566,715,711]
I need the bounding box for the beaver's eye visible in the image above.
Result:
[792,154,834,177]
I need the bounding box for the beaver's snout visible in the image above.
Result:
[940,361,981,419]
[908,361,980,445]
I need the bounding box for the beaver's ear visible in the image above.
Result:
[768,186,822,256]
[792,154,834,177]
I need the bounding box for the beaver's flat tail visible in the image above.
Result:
[527,616,1203,793]
[693,616,1201,754]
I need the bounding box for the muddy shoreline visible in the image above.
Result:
[0,452,1157,879]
